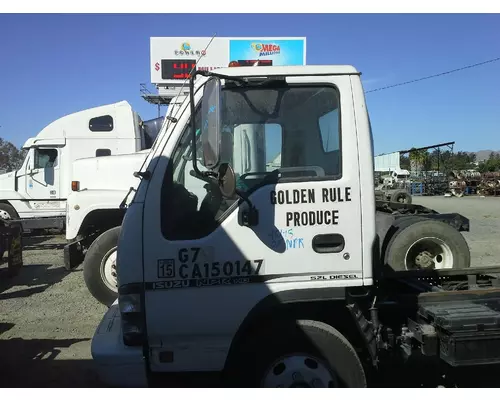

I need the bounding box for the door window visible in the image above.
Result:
[161,84,341,241]
[96,149,111,157]
[34,148,58,169]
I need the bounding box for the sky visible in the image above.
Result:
[0,13,499,155]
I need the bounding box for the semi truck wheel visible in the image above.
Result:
[0,203,19,220]
[384,219,470,271]
[83,226,121,306]
[225,319,366,388]
[390,189,412,204]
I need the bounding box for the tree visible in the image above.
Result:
[0,138,27,173]
[456,151,476,170]
[478,152,500,173]
[418,149,476,172]
[399,154,410,170]
[408,148,428,173]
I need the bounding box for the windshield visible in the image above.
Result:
[215,83,342,192]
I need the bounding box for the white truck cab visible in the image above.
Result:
[0,101,152,231]
[92,65,494,388]
[92,65,374,387]
[63,94,186,304]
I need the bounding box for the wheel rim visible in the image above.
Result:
[397,194,408,203]
[404,237,454,270]
[0,210,12,220]
[261,354,338,388]
[100,247,118,292]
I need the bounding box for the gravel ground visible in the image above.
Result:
[0,234,107,387]
[0,195,499,387]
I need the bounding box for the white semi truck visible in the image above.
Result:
[64,95,181,305]
[0,101,159,232]
[89,65,500,388]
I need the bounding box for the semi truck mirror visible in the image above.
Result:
[201,77,222,169]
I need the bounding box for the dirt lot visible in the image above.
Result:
[0,234,107,387]
[0,195,499,387]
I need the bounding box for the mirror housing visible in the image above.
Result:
[200,77,222,169]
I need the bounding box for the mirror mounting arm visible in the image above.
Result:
[189,70,214,180]
[235,189,259,227]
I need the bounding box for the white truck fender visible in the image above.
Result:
[66,189,130,240]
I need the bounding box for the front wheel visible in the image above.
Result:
[225,319,366,388]
[0,203,19,221]
[83,226,121,306]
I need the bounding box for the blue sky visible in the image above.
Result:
[0,13,499,155]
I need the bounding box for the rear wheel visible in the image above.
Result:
[384,219,470,271]
[225,319,366,388]
[83,226,120,306]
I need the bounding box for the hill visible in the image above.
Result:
[475,150,499,162]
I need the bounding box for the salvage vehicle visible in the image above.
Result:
[0,101,159,233]
[89,64,500,388]
[64,100,179,306]
[374,170,412,204]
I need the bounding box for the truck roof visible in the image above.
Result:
[23,100,133,148]
[213,64,360,77]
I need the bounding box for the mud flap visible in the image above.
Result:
[0,221,23,278]
[64,240,85,271]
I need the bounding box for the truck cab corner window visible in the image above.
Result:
[96,149,111,157]
[319,109,340,153]
[89,115,114,132]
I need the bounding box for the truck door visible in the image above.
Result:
[25,147,62,211]
[140,76,363,372]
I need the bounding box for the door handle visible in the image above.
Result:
[312,234,345,254]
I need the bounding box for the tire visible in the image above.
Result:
[83,226,121,306]
[390,189,412,204]
[384,219,470,271]
[225,319,366,388]
[0,203,19,220]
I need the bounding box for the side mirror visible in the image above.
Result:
[201,77,222,169]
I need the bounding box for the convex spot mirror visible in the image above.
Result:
[201,77,222,169]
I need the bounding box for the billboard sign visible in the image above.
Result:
[229,39,306,67]
[150,37,306,86]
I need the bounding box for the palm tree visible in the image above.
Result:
[408,148,428,174]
